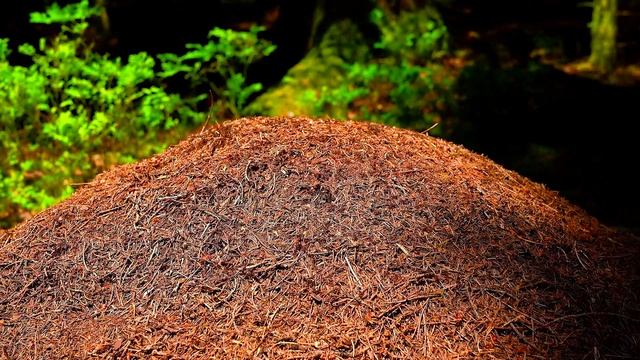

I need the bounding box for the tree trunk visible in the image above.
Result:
[589,0,617,73]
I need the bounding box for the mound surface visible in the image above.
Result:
[1,117,638,359]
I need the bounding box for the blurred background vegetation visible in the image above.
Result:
[1,0,639,229]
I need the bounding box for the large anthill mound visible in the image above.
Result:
[1,117,638,359]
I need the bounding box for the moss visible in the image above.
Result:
[247,20,369,116]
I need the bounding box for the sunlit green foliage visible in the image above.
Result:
[0,0,273,227]
[158,26,276,117]
[29,0,101,24]
[310,6,455,131]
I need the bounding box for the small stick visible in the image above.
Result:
[345,256,363,288]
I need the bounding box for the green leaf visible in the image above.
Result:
[0,38,10,61]
[30,0,101,24]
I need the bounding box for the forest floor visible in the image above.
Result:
[560,60,640,86]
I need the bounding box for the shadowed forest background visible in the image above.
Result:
[1,0,639,229]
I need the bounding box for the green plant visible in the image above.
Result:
[370,7,449,62]
[309,6,455,132]
[158,26,276,118]
[0,0,203,227]
[314,61,455,130]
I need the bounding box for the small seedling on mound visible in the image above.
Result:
[1,117,638,358]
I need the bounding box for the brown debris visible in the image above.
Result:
[0,116,638,359]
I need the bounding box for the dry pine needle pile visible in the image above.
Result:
[1,116,638,359]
